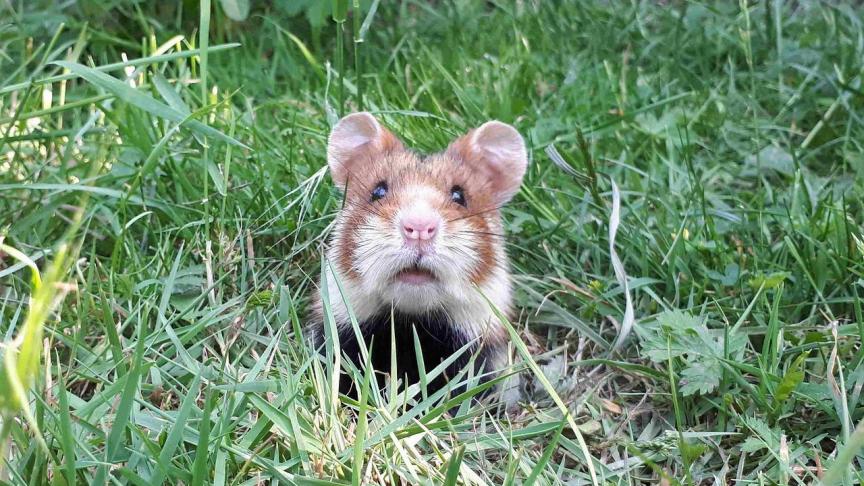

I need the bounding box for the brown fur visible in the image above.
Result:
[334,146,503,287]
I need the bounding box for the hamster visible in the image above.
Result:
[310,112,527,403]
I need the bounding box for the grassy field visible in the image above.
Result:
[1,0,864,484]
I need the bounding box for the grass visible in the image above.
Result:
[1,0,863,484]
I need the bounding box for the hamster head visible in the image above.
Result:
[325,112,528,316]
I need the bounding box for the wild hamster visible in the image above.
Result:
[310,112,527,403]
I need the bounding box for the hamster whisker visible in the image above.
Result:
[450,229,506,239]
[351,200,389,221]
[446,204,506,223]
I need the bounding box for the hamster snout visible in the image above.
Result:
[394,199,445,285]
[400,210,439,243]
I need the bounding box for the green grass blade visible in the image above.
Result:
[821,418,864,486]
[189,389,215,486]
[442,444,465,486]
[96,314,147,483]
[351,353,372,486]
[150,367,203,485]
[50,60,248,149]
[56,365,77,486]
[484,292,600,486]
[0,44,240,95]
[525,420,566,485]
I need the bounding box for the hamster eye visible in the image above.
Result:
[450,185,467,207]
[370,181,388,202]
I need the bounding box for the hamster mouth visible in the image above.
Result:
[394,265,437,285]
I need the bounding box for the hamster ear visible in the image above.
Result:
[447,120,528,205]
[327,112,403,189]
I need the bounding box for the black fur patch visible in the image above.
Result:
[322,308,494,397]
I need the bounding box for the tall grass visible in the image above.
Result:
[1,0,863,483]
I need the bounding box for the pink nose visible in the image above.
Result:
[401,213,439,242]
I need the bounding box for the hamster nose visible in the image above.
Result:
[401,213,439,243]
